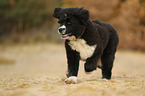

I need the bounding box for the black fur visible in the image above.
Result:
[53,7,119,80]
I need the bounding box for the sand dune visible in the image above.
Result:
[0,43,145,96]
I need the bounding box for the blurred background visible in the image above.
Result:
[0,0,145,51]
[0,1,145,95]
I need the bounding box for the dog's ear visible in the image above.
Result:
[52,7,62,18]
[75,7,90,25]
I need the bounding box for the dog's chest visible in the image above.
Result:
[69,39,97,60]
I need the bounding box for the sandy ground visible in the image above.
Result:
[0,43,145,96]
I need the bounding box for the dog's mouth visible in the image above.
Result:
[61,33,72,39]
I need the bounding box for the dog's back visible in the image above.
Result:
[93,20,119,45]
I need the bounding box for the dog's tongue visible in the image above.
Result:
[63,34,68,37]
[62,33,72,37]
[61,33,72,39]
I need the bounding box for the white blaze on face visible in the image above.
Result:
[58,25,66,34]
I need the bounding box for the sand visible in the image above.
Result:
[0,43,145,96]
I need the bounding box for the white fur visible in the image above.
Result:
[69,39,97,60]
[58,25,66,34]
[65,76,77,84]
[98,78,108,82]
[66,36,76,41]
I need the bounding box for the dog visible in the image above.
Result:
[52,7,119,84]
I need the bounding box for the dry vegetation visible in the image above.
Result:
[0,0,145,51]
[63,0,145,51]
[0,43,145,96]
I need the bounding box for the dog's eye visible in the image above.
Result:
[67,22,71,25]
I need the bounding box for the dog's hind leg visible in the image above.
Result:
[101,38,118,79]
[101,53,115,79]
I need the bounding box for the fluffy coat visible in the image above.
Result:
[52,7,119,84]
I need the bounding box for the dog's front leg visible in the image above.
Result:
[84,49,103,73]
[65,41,80,84]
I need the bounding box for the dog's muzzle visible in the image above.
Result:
[58,25,66,34]
[58,25,72,39]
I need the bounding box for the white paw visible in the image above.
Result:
[98,78,109,82]
[65,76,77,84]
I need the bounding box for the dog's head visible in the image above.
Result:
[52,7,89,40]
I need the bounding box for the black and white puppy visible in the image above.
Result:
[52,7,119,84]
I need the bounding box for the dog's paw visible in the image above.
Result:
[65,76,77,84]
[98,78,109,82]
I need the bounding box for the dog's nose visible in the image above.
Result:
[59,28,65,33]
[58,25,66,34]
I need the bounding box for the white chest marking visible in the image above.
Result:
[69,39,97,60]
